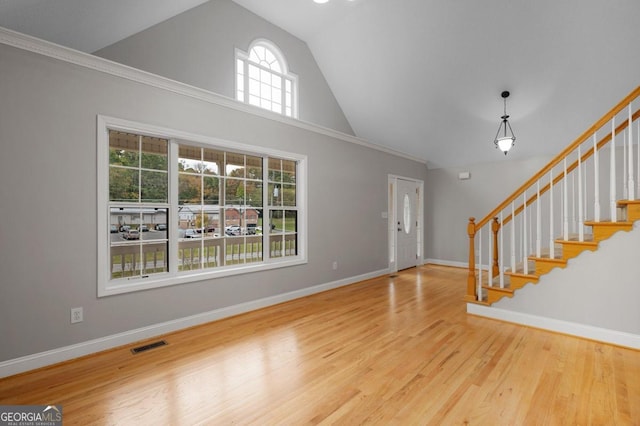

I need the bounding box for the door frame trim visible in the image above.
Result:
[388,175,424,273]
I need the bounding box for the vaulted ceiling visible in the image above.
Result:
[1,0,639,168]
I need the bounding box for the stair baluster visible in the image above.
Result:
[510,202,516,273]
[624,128,628,202]
[594,134,600,222]
[477,227,482,300]
[499,211,505,289]
[536,181,541,257]
[629,105,635,200]
[523,191,528,275]
[549,169,555,258]
[637,120,639,196]
[611,117,617,222]
[578,145,584,241]
[563,159,569,240]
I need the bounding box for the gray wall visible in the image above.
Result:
[495,224,640,335]
[424,156,551,263]
[0,43,425,362]
[94,0,354,136]
[425,143,631,264]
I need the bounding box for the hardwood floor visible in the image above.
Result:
[1,265,639,425]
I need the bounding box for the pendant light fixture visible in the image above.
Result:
[494,91,516,155]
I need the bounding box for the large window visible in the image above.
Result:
[236,39,298,118]
[98,116,306,296]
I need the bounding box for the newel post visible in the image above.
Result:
[466,217,477,301]
[492,217,500,276]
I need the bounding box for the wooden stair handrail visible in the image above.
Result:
[467,86,640,301]
[501,107,640,226]
[475,86,640,231]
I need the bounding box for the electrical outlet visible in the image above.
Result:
[332,261,338,270]
[71,307,83,324]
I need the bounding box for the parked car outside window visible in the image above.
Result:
[184,229,200,238]
[123,229,140,240]
[225,225,241,236]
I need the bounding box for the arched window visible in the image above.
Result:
[236,39,298,118]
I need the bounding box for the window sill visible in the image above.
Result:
[98,257,307,297]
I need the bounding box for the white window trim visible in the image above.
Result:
[97,115,307,297]
[235,39,299,118]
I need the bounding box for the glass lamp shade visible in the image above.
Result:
[496,136,515,154]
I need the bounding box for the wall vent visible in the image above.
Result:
[131,340,167,354]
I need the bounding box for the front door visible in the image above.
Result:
[396,178,418,270]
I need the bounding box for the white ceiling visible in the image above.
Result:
[0,0,210,53]
[1,0,639,168]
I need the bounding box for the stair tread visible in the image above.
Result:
[481,280,514,291]
[584,220,633,225]
[480,268,538,285]
[471,288,491,304]
[467,299,490,306]
[617,199,640,206]
[503,260,537,276]
[556,237,597,245]
[529,255,566,262]
[529,246,564,260]
[479,274,511,288]
[558,232,593,241]
[506,270,538,278]
[482,285,514,293]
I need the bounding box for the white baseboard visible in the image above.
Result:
[0,269,388,378]
[467,303,640,350]
[425,258,495,271]
[425,258,467,268]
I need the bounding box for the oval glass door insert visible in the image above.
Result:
[403,193,411,234]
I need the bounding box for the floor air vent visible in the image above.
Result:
[131,340,167,354]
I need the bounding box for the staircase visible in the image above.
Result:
[466,86,640,305]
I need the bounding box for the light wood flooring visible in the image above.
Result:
[1,265,639,425]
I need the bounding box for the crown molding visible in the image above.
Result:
[0,26,426,165]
